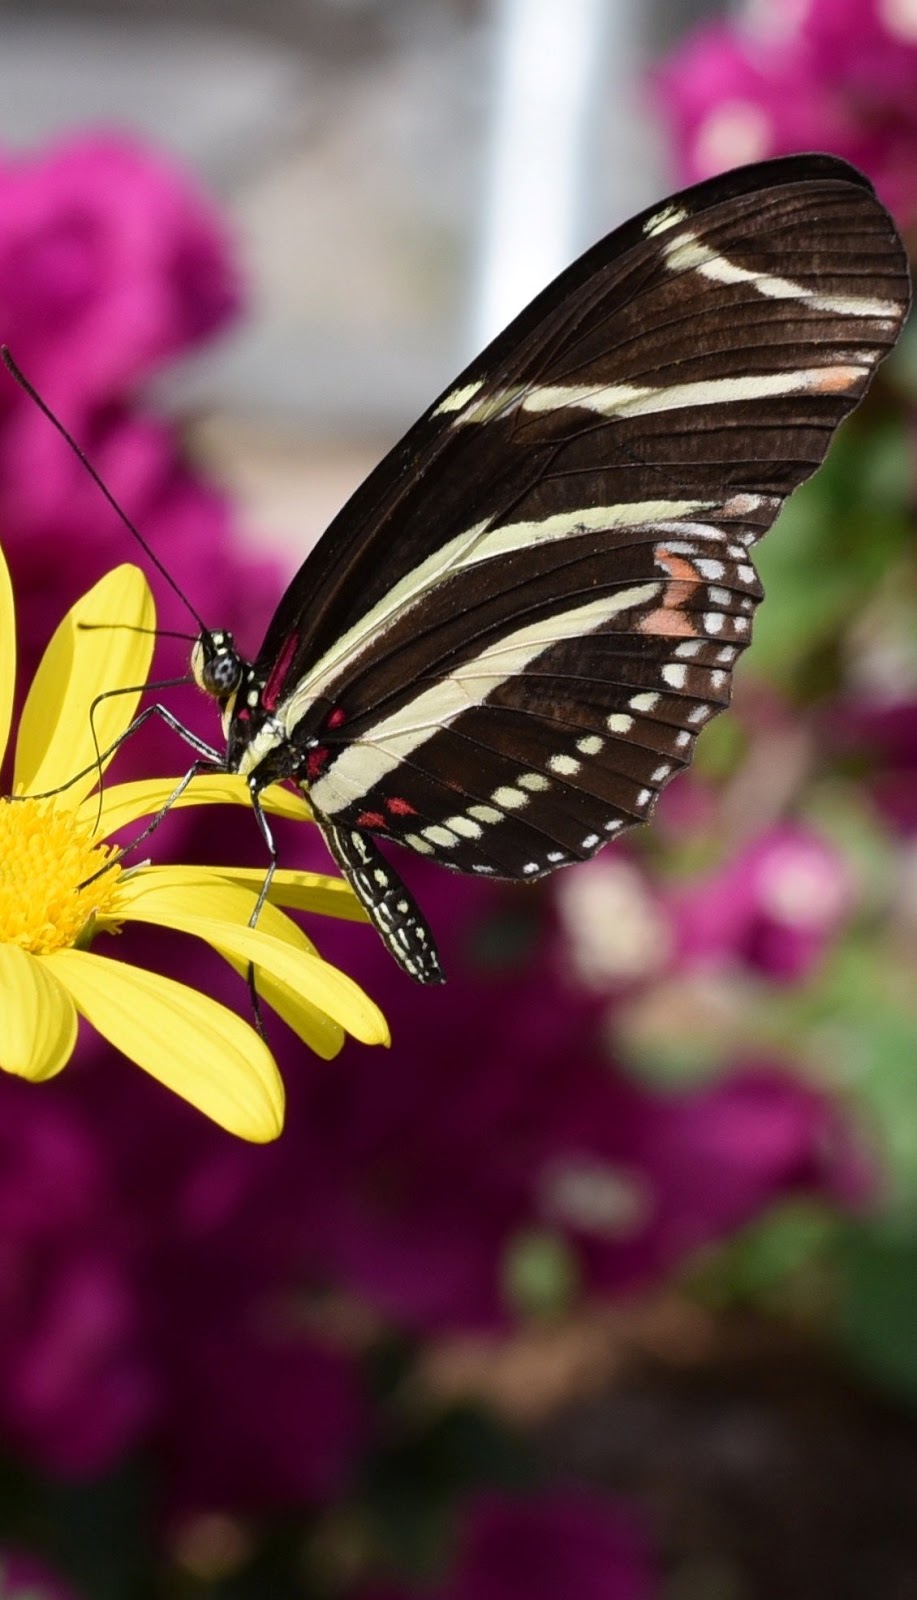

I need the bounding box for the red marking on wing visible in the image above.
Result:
[327,707,347,729]
[386,796,417,816]
[306,746,329,782]
[639,546,702,639]
[356,810,386,829]
[262,631,299,712]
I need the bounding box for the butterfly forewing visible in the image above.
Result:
[226,154,909,975]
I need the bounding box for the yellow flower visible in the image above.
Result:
[0,547,388,1141]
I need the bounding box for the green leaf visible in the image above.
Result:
[837,1226,917,1405]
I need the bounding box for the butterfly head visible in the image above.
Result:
[191,629,286,778]
[191,629,245,696]
[190,628,250,733]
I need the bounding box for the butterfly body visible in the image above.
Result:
[193,153,910,982]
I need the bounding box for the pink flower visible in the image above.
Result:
[1,404,280,720]
[0,131,240,418]
[654,0,917,222]
[0,131,270,778]
[669,824,852,984]
[358,1490,656,1600]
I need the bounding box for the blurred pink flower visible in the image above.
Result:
[258,871,867,1327]
[358,1490,656,1600]
[826,697,917,833]
[0,1079,151,1476]
[0,1550,81,1600]
[157,1328,368,1512]
[654,0,917,221]
[0,1056,371,1503]
[60,1038,373,1511]
[669,824,852,984]
[557,1060,869,1296]
[0,130,274,792]
[0,131,239,415]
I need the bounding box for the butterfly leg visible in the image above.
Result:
[320,820,445,985]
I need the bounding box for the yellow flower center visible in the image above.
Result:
[0,797,123,954]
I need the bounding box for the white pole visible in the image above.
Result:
[470,0,616,351]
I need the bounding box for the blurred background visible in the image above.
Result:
[1,0,917,1596]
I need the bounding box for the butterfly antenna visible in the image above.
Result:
[1,346,209,635]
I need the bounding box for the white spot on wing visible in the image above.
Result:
[643,202,689,237]
[423,824,460,848]
[406,833,434,855]
[432,379,485,416]
[447,815,483,839]
[469,804,504,825]
[549,753,581,776]
[492,786,528,810]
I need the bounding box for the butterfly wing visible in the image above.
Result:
[232,155,908,952]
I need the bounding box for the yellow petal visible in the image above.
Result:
[116,867,350,1057]
[80,772,311,840]
[0,541,15,766]
[215,866,368,923]
[221,957,346,1060]
[14,565,155,804]
[0,944,78,1080]
[44,947,285,1142]
[115,866,318,951]
[117,879,389,1046]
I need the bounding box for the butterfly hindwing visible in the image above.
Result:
[321,821,445,983]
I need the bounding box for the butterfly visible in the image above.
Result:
[189,153,909,984]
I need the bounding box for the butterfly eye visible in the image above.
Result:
[191,632,245,700]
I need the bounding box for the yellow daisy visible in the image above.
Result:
[0,546,388,1142]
